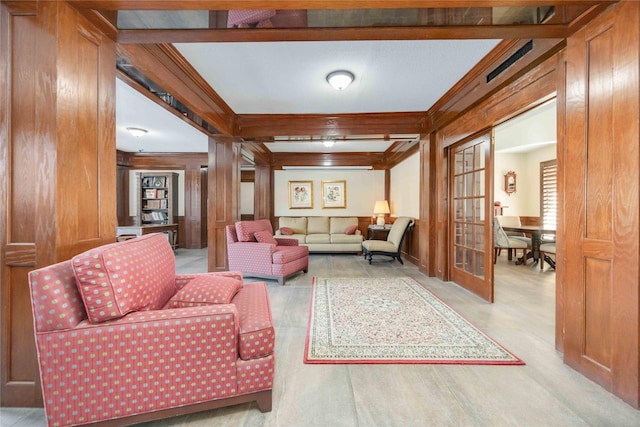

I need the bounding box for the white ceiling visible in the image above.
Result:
[116,79,208,153]
[116,39,502,153]
[173,40,501,114]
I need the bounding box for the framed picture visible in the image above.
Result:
[321,180,346,209]
[289,181,313,209]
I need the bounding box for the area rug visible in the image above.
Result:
[304,277,524,365]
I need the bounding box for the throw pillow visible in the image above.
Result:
[167,275,242,308]
[344,225,357,235]
[280,227,294,235]
[254,230,277,245]
[72,233,176,323]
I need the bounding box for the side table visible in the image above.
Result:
[367,224,392,240]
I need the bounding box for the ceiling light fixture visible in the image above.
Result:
[326,70,354,91]
[322,140,335,148]
[126,127,148,137]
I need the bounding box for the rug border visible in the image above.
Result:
[303,277,525,365]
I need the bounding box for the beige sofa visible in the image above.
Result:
[275,217,363,253]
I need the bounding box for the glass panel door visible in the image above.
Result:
[449,131,493,302]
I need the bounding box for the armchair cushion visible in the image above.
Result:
[254,230,277,245]
[166,275,242,307]
[236,219,273,242]
[71,233,176,323]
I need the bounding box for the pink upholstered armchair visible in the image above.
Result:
[28,233,275,427]
[226,219,309,285]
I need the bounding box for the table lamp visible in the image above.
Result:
[373,200,390,226]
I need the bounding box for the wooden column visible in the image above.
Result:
[0,1,116,407]
[184,164,205,248]
[207,136,240,271]
[253,163,272,221]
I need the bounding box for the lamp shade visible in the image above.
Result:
[373,200,390,215]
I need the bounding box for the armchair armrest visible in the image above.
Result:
[227,242,277,275]
[275,237,299,246]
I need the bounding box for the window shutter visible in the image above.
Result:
[540,159,557,230]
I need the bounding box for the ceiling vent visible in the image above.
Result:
[486,40,533,84]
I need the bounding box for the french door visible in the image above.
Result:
[449,131,493,302]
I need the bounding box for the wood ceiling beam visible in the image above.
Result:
[118,24,568,44]
[117,43,235,135]
[68,1,609,11]
[234,112,426,139]
[271,152,387,169]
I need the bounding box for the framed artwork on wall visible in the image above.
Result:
[289,181,313,209]
[321,180,346,208]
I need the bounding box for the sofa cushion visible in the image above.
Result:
[272,246,309,264]
[72,233,176,323]
[331,234,364,244]
[306,234,330,244]
[254,230,277,245]
[307,217,329,234]
[344,225,357,235]
[236,219,273,242]
[278,217,307,234]
[279,227,294,235]
[166,275,242,307]
[330,217,358,234]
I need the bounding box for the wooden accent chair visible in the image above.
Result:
[361,217,414,264]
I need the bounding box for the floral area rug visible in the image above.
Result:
[304,277,524,365]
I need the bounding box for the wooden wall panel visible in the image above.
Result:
[1,1,116,407]
[564,0,639,407]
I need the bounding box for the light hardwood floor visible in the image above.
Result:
[2,250,640,427]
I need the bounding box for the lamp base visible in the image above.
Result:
[376,216,385,226]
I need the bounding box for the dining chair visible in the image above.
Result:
[493,217,531,264]
[539,242,556,270]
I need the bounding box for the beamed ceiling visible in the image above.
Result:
[69,1,615,166]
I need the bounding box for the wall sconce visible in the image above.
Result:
[373,200,390,226]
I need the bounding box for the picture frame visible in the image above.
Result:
[321,180,346,209]
[288,181,313,209]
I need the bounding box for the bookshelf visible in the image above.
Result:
[137,172,178,226]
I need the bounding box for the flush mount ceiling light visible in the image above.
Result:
[326,70,354,91]
[322,140,335,147]
[126,127,148,137]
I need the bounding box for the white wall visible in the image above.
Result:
[129,170,186,216]
[493,144,556,217]
[390,152,420,219]
[274,169,385,217]
[241,182,254,215]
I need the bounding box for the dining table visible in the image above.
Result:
[501,224,556,266]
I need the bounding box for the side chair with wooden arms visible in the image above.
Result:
[493,217,531,265]
[362,217,414,264]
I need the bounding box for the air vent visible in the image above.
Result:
[486,40,533,84]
